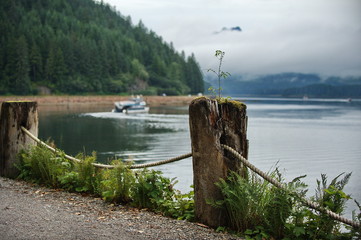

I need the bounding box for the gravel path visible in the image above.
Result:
[0,177,242,240]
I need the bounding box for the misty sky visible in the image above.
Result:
[104,0,361,77]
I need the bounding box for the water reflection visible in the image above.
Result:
[39,109,190,164]
[40,113,151,162]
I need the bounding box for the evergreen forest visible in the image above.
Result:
[0,0,204,95]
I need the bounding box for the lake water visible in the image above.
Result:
[38,98,361,218]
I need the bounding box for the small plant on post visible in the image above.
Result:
[207,50,231,98]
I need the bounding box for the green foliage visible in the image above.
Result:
[211,170,360,239]
[209,170,294,238]
[131,169,195,220]
[100,160,135,203]
[286,173,355,240]
[0,0,203,95]
[207,50,231,98]
[73,152,101,193]
[16,143,194,221]
[244,226,270,240]
[58,152,101,194]
[17,144,72,187]
[131,169,176,210]
[157,187,195,221]
[58,171,79,191]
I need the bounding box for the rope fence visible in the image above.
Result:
[20,126,359,228]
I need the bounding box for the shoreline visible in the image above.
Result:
[0,95,196,107]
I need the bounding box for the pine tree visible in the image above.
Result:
[7,36,32,95]
[186,54,204,94]
[29,43,43,83]
[45,45,67,86]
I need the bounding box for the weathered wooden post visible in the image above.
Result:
[0,101,38,178]
[189,97,248,228]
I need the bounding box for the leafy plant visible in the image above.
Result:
[287,173,354,240]
[74,152,102,193]
[17,143,72,187]
[244,226,270,240]
[131,168,176,210]
[58,152,101,194]
[58,171,79,191]
[159,187,195,221]
[207,50,231,98]
[209,169,294,238]
[210,169,359,239]
[100,160,135,203]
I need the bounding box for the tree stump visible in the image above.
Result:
[0,101,38,178]
[189,97,248,228]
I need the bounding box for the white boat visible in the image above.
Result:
[113,97,149,114]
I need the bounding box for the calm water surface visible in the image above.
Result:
[39,98,361,218]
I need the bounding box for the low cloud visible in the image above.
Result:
[213,26,242,34]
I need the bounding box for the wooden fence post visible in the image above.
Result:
[0,101,38,178]
[189,97,248,228]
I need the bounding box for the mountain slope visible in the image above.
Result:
[0,0,204,95]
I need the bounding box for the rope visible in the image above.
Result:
[221,144,360,229]
[129,153,192,169]
[21,127,191,169]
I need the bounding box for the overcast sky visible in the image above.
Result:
[104,0,361,77]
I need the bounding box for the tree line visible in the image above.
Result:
[0,0,204,95]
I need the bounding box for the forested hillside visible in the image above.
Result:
[0,0,204,95]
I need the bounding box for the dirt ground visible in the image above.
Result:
[0,177,242,240]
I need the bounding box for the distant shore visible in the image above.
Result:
[0,95,196,107]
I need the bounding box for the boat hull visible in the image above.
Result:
[113,98,149,114]
[113,106,149,114]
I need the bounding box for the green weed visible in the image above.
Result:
[286,173,356,240]
[17,143,72,187]
[211,169,360,239]
[58,152,101,194]
[100,160,135,203]
[208,50,231,99]
[209,169,294,238]
[131,168,176,210]
[159,187,195,221]
[16,144,194,221]
[73,152,101,193]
